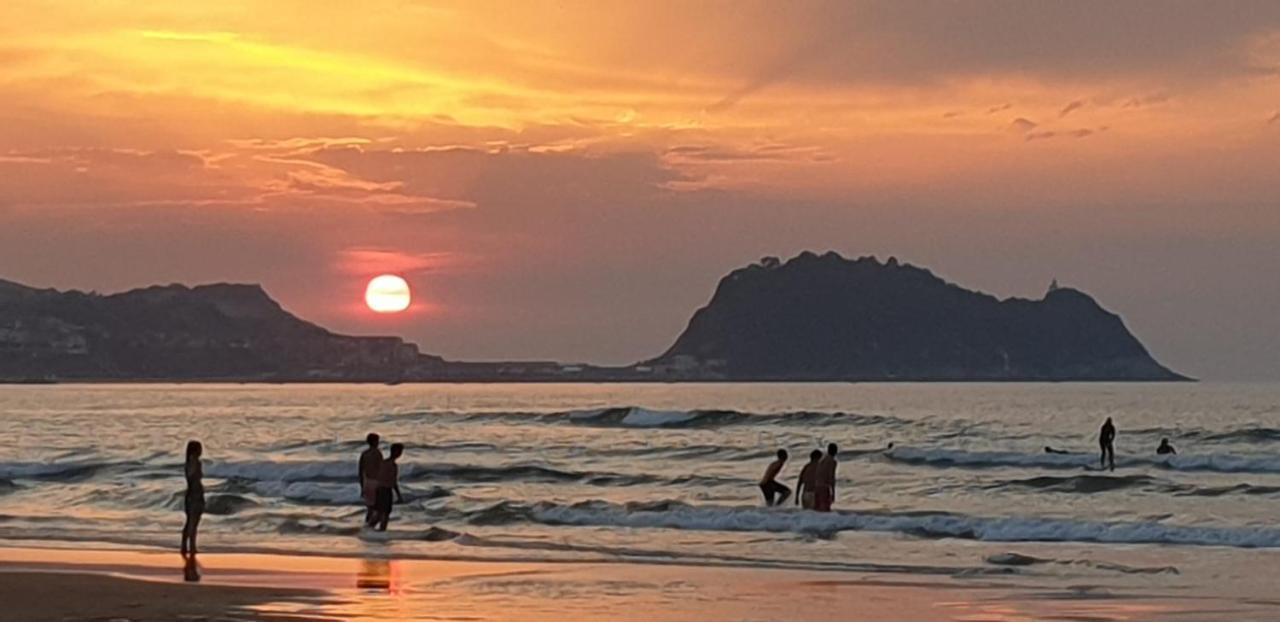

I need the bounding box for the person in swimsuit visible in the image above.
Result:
[373,443,404,532]
[795,449,823,509]
[813,443,839,512]
[359,433,383,526]
[758,449,791,506]
[1156,438,1177,455]
[1099,418,1117,471]
[181,440,204,556]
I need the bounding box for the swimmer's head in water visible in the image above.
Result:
[810,449,823,461]
[389,443,404,459]
[827,443,839,457]
[366,433,380,447]
[776,448,788,461]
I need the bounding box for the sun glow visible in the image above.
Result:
[365,275,411,313]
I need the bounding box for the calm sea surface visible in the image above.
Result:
[2,382,1279,600]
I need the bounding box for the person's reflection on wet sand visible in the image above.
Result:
[357,559,391,592]
[182,554,200,583]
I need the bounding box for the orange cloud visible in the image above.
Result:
[3,1,1280,377]
[336,247,456,276]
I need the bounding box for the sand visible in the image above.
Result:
[0,545,1244,621]
[0,571,333,622]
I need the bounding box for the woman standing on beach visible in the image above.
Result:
[181,440,204,556]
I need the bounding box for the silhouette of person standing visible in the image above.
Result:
[814,443,839,512]
[373,443,405,532]
[181,440,204,556]
[358,433,383,526]
[1099,418,1116,471]
[795,449,823,509]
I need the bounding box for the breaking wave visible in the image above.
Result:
[203,459,680,487]
[885,446,1280,474]
[982,474,1280,497]
[0,460,134,481]
[1173,483,1280,497]
[453,499,1280,549]
[243,481,452,506]
[377,406,903,429]
[1194,427,1280,444]
[983,474,1172,494]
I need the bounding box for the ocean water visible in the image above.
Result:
[2,382,1279,598]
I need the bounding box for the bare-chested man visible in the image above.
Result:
[358,433,383,526]
[373,443,405,532]
[813,443,839,512]
[759,449,791,506]
[795,449,823,509]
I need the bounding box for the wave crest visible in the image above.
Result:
[886,446,1280,474]
[204,459,722,489]
[378,406,900,429]
[1196,427,1280,443]
[984,474,1170,494]
[0,460,128,481]
[486,500,1280,548]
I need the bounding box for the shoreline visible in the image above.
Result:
[0,543,1233,621]
[0,377,1197,385]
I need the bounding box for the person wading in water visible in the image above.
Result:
[758,449,791,506]
[1099,418,1117,471]
[814,443,839,512]
[795,449,822,510]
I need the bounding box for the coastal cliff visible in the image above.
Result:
[644,252,1186,381]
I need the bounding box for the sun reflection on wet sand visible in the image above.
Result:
[0,546,1258,621]
[257,559,1180,622]
[356,559,392,592]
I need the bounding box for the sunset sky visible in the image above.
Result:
[2,1,1279,379]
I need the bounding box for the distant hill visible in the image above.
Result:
[0,255,1189,383]
[644,252,1186,381]
[0,279,443,381]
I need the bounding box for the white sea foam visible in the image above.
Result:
[527,501,1280,548]
[885,446,1280,474]
[565,406,702,427]
[620,407,701,427]
[0,460,114,479]
[205,460,353,482]
[250,481,358,505]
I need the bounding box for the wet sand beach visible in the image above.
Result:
[0,545,1254,621]
[0,563,327,622]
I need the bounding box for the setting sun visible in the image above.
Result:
[365,274,411,313]
[6,3,1280,621]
